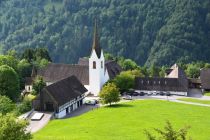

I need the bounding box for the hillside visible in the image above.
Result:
[0,0,209,66]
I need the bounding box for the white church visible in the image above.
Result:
[28,20,122,118]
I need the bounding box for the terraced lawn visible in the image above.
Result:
[178,98,210,105]
[33,100,210,140]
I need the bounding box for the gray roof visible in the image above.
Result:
[37,63,89,85]
[42,76,87,106]
[200,68,210,90]
[25,77,33,85]
[105,60,122,79]
[135,77,188,92]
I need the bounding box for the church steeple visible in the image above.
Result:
[92,19,101,58]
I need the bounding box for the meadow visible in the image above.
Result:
[34,100,210,140]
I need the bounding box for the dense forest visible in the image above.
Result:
[0,0,209,66]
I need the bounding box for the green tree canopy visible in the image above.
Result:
[32,76,46,95]
[0,95,15,115]
[0,55,18,71]
[0,65,20,101]
[0,114,32,140]
[99,83,120,106]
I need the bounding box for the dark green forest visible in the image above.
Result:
[0,0,210,66]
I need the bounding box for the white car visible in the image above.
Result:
[122,95,132,100]
[84,99,97,105]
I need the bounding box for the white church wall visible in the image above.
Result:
[89,50,106,96]
[25,85,33,93]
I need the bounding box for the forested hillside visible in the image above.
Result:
[0,0,209,66]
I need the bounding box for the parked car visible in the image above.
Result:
[139,92,145,96]
[122,95,132,100]
[85,99,97,105]
[159,91,165,96]
[166,92,171,96]
[153,91,158,95]
[147,92,153,96]
[132,92,139,96]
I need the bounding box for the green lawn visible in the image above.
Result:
[178,98,210,105]
[33,100,210,140]
[204,92,210,96]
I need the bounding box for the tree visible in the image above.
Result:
[121,59,138,70]
[0,65,20,101]
[0,95,15,115]
[99,83,120,106]
[113,71,136,92]
[0,114,32,140]
[149,64,160,77]
[32,76,46,95]
[145,121,191,140]
[0,55,18,71]
[185,64,200,78]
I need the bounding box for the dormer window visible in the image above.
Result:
[93,61,96,69]
[101,61,103,68]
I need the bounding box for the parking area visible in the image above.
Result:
[26,112,53,133]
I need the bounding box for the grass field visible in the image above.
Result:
[178,98,210,105]
[33,100,210,140]
[204,92,210,96]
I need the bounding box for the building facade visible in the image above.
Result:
[33,76,87,118]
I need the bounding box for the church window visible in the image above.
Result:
[93,61,96,69]
[101,61,103,68]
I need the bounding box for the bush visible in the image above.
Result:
[144,121,191,140]
[16,99,32,115]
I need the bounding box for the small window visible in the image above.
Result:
[101,61,103,68]
[165,81,167,85]
[93,61,96,69]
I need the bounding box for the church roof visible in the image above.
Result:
[25,77,33,85]
[105,60,122,79]
[37,63,89,85]
[42,76,87,106]
[92,19,101,58]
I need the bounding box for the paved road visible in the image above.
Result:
[127,95,210,107]
[26,112,53,133]
[62,104,100,119]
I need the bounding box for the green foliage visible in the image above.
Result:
[149,64,161,77]
[0,96,15,115]
[0,65,20,101]
[21,48,51,62]
[185,64,200,78]
[0,55,18,71]
[0,113,32,140]
[112,70,144,92]
[16,99,32,115]
[99,83,120,106]
[32,76,46,95]
[0,0,209,66]
[145,121,191,140]
[121,59,139,71]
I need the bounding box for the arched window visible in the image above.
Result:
[93,61,96,69]
[101,61,103,68]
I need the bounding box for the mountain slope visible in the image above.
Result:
[0,0,209,66]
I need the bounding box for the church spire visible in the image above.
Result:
[92,19,101,58]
